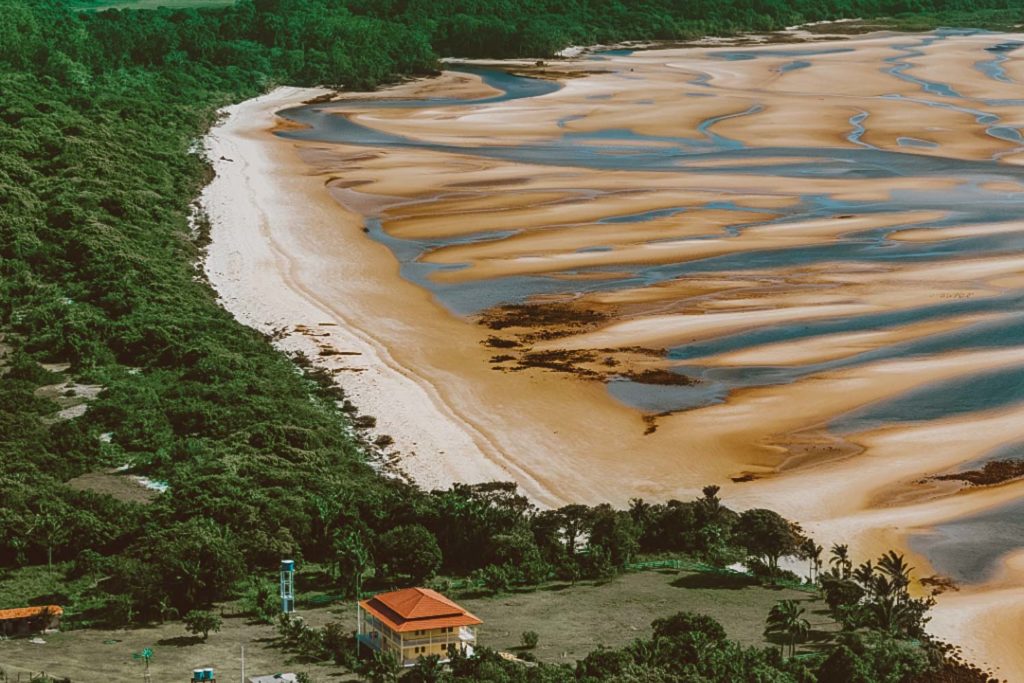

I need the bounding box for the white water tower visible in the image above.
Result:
[280,559,295,614]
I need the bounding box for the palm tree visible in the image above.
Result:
[700,485,722,516]
[765,600,811,658]
[334,531,370,599]
[853,560,875,597]
[628,497,650,523]
[32,506,70,573]
[872,574,896,601]
[865,591,915,635]
[801,540,823,585]
[876,550,913,601]
[696,483,729,528]
[829,543,852,579]
[628,498,652,539]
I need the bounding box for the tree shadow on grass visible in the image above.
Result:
[539,583,574,593]
[765,628,834,654]
[72,604,109,627]
[298,568,336,592]
[805,628,838,647]
[157,635,204,647]
[671,572,757,590]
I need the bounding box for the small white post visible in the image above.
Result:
[356,603,362,657]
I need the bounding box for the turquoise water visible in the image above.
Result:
[280,31,1024,584]
[910,497,1024,583]
[280,30,1024,402]
[975,40,1024,84]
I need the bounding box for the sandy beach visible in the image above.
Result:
[202,87,647,507]
[205,32,1024,678]
[202,88,520,493]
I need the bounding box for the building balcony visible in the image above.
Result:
[357,632,389,652]
[399,627,476,647]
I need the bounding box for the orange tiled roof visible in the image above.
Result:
[0,605,63,621]
[360,588,481,633]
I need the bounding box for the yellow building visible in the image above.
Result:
[357,587,481,666]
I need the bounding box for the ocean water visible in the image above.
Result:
[279,30,1024,584]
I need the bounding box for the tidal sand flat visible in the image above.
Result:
[214,30,1024,679]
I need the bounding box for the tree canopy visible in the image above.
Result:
[0,0,1013,680]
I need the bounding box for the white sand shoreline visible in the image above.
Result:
[200,87,528,495]
[199,43,1024,676]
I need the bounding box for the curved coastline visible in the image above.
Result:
[203,35,1024,678]
[201,86,548,500]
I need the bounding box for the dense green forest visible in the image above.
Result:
[1,0,1020,680]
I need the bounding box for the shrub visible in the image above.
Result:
[183,609,222,640]
[277,613,308,646]
[474,564,511,594]
[105,594,135,629]
[354,415,377,429]
[323,621,356,667]
[243,578,279,624]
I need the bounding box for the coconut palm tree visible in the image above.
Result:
[871,574,896,601]
[700,485,723,517]
[865,590,916,635]
[853,560,875,597]
[765,600,811,658]
[628,497,653,535]
[829,543,852,579]
[801,539,823,585]
[876,550,913,601]
[334,531,370,599]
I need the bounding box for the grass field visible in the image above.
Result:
[458,570,836,661]
[0,568,838,681]
[0,602,354,683]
